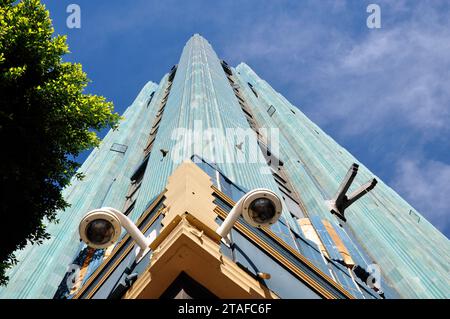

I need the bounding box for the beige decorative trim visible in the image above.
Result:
[162,161,218,233]
[298,218,329,258]
[322,219,355,267]
[125,215,279,299]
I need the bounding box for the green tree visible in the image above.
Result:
[0,0,120,285]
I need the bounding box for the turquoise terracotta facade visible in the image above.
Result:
[1,34,448,299]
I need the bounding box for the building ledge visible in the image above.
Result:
[124,215,279,299]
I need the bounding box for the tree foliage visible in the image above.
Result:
[0,0,120,285]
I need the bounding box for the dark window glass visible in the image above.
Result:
[146,91,155,108]
[160,272,218,299]
[267,105,276,117]
[247,82,258,98]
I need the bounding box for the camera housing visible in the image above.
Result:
[241,189,282,227]
[79,209,121,249]
[79,207,153,260]
[216,188,283,240]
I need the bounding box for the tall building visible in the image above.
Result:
[1,35,449,299]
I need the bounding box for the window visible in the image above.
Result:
[150,125,159,136]
[168,67,177,82]
[272,171,288,184]
[274,178,292,194]
[123,200,136,216]
[241,107,254,119]
[283,194,304,218]
[221,61,233,76]
[123,182,140,214]
[191,155,217,184]
[131,156,149,181]
[144,136,155,155]
[247,82,258,97]
[127,179,142,200]
[219,173,246,202]
[267,105,276,117]
[152,115,162,129]
[157,104,166,114]
[124,158,147,214]
[247,120,257,131]
[236,94,245,104]
[110,143,128,154]
[409,210,421,222]
[258,141,283,171]
[191,155,246,201]
[162,91,170,101]
[146,91,155,108]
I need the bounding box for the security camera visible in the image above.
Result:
[79,209,121,249]
[79,207,152,259]
[241,189,282,227]
[216,188,282,240]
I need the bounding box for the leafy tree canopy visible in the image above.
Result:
[0,0,120,285]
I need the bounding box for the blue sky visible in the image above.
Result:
[40,0,450,238]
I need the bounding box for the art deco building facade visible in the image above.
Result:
[1,35,449,299]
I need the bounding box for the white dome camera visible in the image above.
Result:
[79,209,121,249]
[241,189,282,227]
[79,207,152,258]
[216,188,282,240]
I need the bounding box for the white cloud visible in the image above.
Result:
[219,1,450,233]
[326,23,450,135]
[222,1,450,138]
[393,158,450,234]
